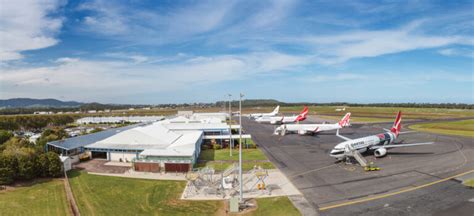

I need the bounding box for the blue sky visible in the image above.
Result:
[0,0,473,104]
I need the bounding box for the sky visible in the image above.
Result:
[0,0,473,104]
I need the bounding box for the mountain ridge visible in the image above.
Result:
[0,98,83,108]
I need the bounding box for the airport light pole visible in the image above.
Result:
[239,93,244,202]
[228,94,233,157]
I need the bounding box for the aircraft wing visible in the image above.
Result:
[370,142,434,149]
[336,129,352,141]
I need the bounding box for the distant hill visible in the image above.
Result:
[0,98,83,108]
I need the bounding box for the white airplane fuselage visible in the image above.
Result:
[250,113,277,119]
[329,132,395,159]
[256,116,299,124]
[249,106,280,119]
[274,123,342,135]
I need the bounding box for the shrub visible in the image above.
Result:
[212,143,222,150]
[46,152,62,177]
[0,167,14,185]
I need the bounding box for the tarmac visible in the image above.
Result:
[242,116,474,216]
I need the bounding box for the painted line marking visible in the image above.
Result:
[319,169,474,211]
[289,164,338,179]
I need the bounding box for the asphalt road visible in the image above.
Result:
[242,116,474,216]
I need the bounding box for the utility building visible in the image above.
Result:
[46,113,249,173]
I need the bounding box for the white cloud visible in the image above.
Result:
[303,73,367,83]
[437,48,474,58]
[297,20,473,63]
[77,0,237,42]
[301,72,473,84]
[0,51,310,101]
[250,0,297,28]
[103,52,149,63]
[0,0,65,61]
[55,57,80,63]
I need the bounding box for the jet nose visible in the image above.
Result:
[329,149,344,157]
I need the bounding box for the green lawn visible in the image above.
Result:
[67,170,298,215]
[243,197,300,216]
[68,170,222,215]
[197,148,275,172]
[199,148,269,161]
[409,119,474,137]
[195,161,275,172]
[0,179,70,215]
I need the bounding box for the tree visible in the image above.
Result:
[1,137,33,153]
[0,167,14,185]
[37,153,49,177]
[46,152,62,177]
[16,153,37,180]
[35,128,67,151]
[0,154,15,185]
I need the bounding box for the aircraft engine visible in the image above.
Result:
[298,130,307,135]
[374,148,387,157]
[270,120,277,124]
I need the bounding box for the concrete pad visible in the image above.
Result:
[104,161,132,167]
[181,169,301,200]
[88,170,187,181]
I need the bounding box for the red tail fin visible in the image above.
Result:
[338,112,351,127]
[390,111,402,137]
[295,106,308,122]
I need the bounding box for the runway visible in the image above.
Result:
[242,116,474,215]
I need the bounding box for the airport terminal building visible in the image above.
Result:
[47,113,246,172]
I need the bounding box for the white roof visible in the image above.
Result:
[191,112,228,121]
[166,116,201,123]
[86,122,203,157]
[203,134,251,139]
[83,113,237,158]
[87,123,181,149]
[162,122,230,131]
[76,116,164,124]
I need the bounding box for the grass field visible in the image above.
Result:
[0,179,70,215]
[409,119,474,137]
[68,170,223,216]
[68,170,298,215]
[199,148,269,161]
[246,196,300,216]
[196,148,275,172]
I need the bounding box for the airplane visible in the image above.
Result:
[255,106,308,124]
[274,112,351,136]
[329,111,434,160]
[249,105,280,119]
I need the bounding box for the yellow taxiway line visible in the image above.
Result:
[319,169,474,211]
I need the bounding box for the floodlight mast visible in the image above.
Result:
[239,93,244,202]
[228,94,233,157]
